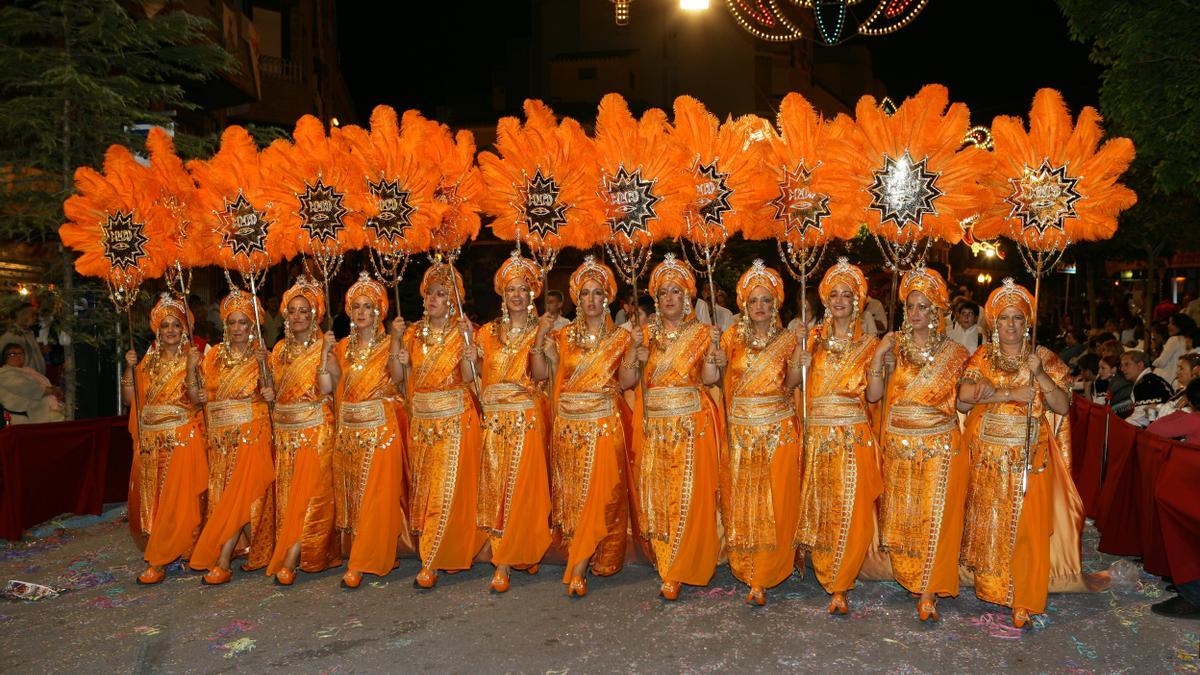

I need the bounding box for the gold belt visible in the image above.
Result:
[645,386,701,418]
[339,399,387,429]
[411,389,465,420]
[886,404,956,436]
[140,404,190,432]
[274,399,327,430]
[808,395,867,426]
[729,395,793,426]
[557,391,615,421]
[481,382,535,413]
[979,411,1038,446]
[206,399,253,429]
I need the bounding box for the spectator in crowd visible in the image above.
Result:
[1185,292,1200,327]
[261,295,283,347]
[543,289,571,331]
[1153,295,1180,322]
[1097,354,1133,415]
[1121,350,1173,426]
[187,295,211,351]
[786,291,821,333]
[0,343,63,424]
[695,284,734,331]
[1059,329,1086,366]
[861,278,888,337]
[1158,353,1200,418]
[0,303,46,375]
[613,291,635,326]
[618,296,655,332]
[1148,378,1200,444]
[1154,313,1195,385]
[1073,353,1101,399]
[1099,338,1124,361]
[1119,316,1142,347]
[947,300,983,355]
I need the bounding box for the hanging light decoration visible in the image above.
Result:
[720,0,929,44]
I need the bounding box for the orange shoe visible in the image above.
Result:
[567,576,587,598]
[746,586,766,607]
[521,564,540,576]
[827,591,849,615]
[136,566,165,585]
[202,567,232,586]
[341,569,362,589]
[414,566,438,589]
[918,598,939,622]
[489,570,510,593]
[1012,607,1031,629]
[660,580,681,601]
[275,568,296,587]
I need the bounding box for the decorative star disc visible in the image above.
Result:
[520,168,568,239]
[297,177,348,245]
[101,210,149,272]
[866,150,943,232]
[1004,159,1082,235]
[216,190,269,259]
[366,177,415,245]
[602,165,660,240]
[691,160,733,227]
[770,163,830,240]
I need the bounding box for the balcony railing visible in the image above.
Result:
[261,55,303,83]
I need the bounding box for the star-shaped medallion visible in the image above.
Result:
[101,210,149,272]
[770,163,831,240]
[1004,159,1082,235]
[366,177,415,245]
[692,160,733,227]
[297,177,348,245]
[867,150,943,232]
[602,165,660,240]
[520,168,568,239]
[216,191,269,259]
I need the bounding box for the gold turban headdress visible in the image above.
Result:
[150,293,192,335]
[984,277,1035,327]
[818,257,868,309]
[220,288,264,325]
[346,271,389,318]
[280,275,325,326]
[493,250,542,298]
[568,255,617,304]
[648,253,696,300]
[421,261,466,305]
[735,259,784,312]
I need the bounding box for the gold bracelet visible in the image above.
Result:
[868,366,884,377]
[621,360,637,370]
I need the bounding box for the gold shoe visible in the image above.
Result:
[488,570,510,593]
[201,567,232,586]
[567,576,587,598]
[275,568,296,587]
[522,563,540,575]
[660,580,681,601]
[746,586,766,606]
[341,569,362,589]
[1012,607,1031,629]
[827,591,849,615]
[414,566,438,589]
[136,566,165,585]
[918,598,939,622]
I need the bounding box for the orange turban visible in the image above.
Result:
[421,262,465,303]
[150,293,192,334]
[493,250,542,298]
[648,253,696,300]
[899,267,949,309]
[818,257,868,309]
[735,259,784,312]
[220,289,264,325]
[569,255,617,304]
[984,277,1034,326]
[280,275,325,326]
[345,271,388,318]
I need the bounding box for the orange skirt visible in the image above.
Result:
[134,417,209,567]
[266,412,340,576]
[727,421,802,590]
[479,402,552,567]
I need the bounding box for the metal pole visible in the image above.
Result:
[446,260,483,401]
[115,318,124,413]
[1020,256,1045,496]
[126,311,141,423]
[799,260,808,431]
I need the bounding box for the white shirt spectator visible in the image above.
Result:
[0,364,63,424]
[1153,334,1189,386]
[947,323,983,355]
[862,297,887,337]
[695,298,734,332]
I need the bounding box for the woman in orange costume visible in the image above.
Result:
[867,267,969,621]
[718,260,805,606]
[469,251,553,593]
[265,276,341,586]
[630,253,724,601]
[795,258,883,614]
[958,278,1071,628]
[122,294,208,585]
[189,290,276,585]
[401,263,485,588]
[332,272,408,589]
[533,255,637,597]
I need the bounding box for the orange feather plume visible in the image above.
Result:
[479,99,605,252]
[405,110,483,255]
[60,144,175,297]
[669,96,775,247]
[836,84,993,245]
[143,128,214,274]
[188,126,289,274]
[592,93,689,250]
[974,88,1137,252]
[340,105,440,256]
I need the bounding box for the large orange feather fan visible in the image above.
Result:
[404,110,484,254]
[144,128,214,274]
[188,125,290,274]
[60,144,175,294]
[340,105,440,256]
[833,84,993,245]
[750,92,867,248]
[263,115,366,262]
[478,99,605,252]
[973,88,1136,253]
[669,95,775,247]
[592,93,689,250]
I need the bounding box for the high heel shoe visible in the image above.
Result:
[489,570,510,593]
[746,586,766,607]
[567,576,587,598]
[341,570,362,589]
[521,564,540,575]
[201,567,232,586]
[275,568,296,587]
[414,566,438,589]
[136,566,165,585]
[660,580,681,601]
[918,598,939,622]
[827,591,849,615]
[1012,607,1031,629]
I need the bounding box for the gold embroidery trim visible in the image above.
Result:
[645,386,702,418]
[339,399,387,429]
[273,399,327,430]
[729,395,794,426]
[886,404,957,436]
[809,395,867,426]
[140,404,190,432]
[556,392,615,421]
[411,389,465,419]
[206,399,253,428]
[481,382,536,413]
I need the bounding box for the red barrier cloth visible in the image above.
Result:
[1156,444,1200,585]
[1134,434,1172,577]
[1095,412,1141,556]
[0,416,133,540]
[1068,397,1109,517]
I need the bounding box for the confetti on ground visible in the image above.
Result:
[219,637,256,659]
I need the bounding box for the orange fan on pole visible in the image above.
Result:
[143,129,214,303]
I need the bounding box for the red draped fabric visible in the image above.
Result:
[1156,444,1200,585]
[1095,412,1141,556]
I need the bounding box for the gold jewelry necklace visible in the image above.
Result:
[420,317,452,356]
[280,334,317,365]
[898,323,945,367]
[146,345,183,378]
[988,341,1030,374]
[570,315,606,352]
[347,331,382,371]
[499,314,535,352]
[654,317,693,348]
[219,342,251,369]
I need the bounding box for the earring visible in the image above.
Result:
[683,295,692,316]
[527,291,535,316]
[992,328,1000,344]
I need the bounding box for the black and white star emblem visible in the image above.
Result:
[692,160,733,226]
[1004,159,1082,235]
[602,165,660,240]
[101,210,149,272]
[366,177,415,245]
[297,177,348,245]
[770,163,830,240]
[866,150,943,232]
[216,191,269,259]
[520,168,568,239]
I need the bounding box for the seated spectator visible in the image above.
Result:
[0,343,64,424]
[1059,328,1086,366]
[1154,313,1195,384]
[1157,353,1200,418]
[947,300,983,354]
[1119,316,1142,346]
[1096,354,1133,415]
[1148,379,1200,444]
[1073,353,1100,399]
[1121,349,1174,426]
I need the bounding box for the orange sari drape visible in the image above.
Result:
[475,321,552,567]
[127,349,208,567]
[189,346,275,572]
[960,346,1071,614]
[719,327,802,590]
[795,333,883,594]
[265,338,340,576]
[632,322,722,587]
[333,334,408,577]
[550,324,633,582]
[879,340,969,597]
[404,323,486,572]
